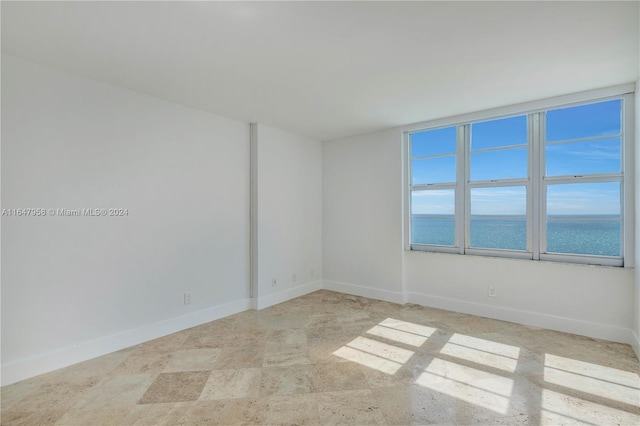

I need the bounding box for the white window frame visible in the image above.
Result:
[465,116,531,259]
[403,85,635,268]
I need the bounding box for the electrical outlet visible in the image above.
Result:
[272,278,278,287]
[488,286,496,298]
[292,272,297,283]
[184,292,192,305]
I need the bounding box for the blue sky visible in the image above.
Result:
[412,99,622,215]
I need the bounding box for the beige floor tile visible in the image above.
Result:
[178,398,267,425]
[181,330,235,349]
[537,387,640,425]
[316,389,387,425]
[1,408,68,426]
[51,350,133,381]
[134,331,191,354]
[306,326,352,345]
[341,322,381,336]
[305,324,343,340]
[2,290,638,426]
[371,385,451,425]
[214,346,265,369]
[54,404,131,425]
[257,312,305,330]
[501,376,546,416]
[263,343,310,367]
[263,393,321,425]
[469,413,537,425]
[311,361,369,392]
[199,368,262,400]
[163,348,221,372]
[362,300,402,317]
[304,313,339,329]
[110,352,171,375]
[231,328,270,347]
[337,311,371,325]
[338,312,378,335]
[267,328,308,346]
[0,377,47,411]
[7,377,101,413]
[72,374,156,409]
[120,402,181,425]
[360,362,418,388]
[426,377,523,425]
[137,371,210,404]
[259,365,315,397]
[308,342,353,363]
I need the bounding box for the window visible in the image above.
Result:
[410,126,458,248]
[469,116,528,253]
[406,88,633,267]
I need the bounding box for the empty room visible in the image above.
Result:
[1,1,639,425]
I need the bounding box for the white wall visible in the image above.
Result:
[405,252,634,342]
[322,124,637,345]
[634,4,640,358]
[633,79,640,356]
[254,124,323,308]
[323,128,404,303]
[1,54,251,385]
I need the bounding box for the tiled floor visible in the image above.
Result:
[2,290,639,425]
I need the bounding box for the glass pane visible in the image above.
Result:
[546,137,621,176]
[411,126,456,157]
[470,147,527,181]
[412,155,456,184]
[470,186,527,251]
[546,183,621,257]
[546,99,621,142]
[471,115,527,150]
[411,189,455,246]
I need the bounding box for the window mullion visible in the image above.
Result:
[471,144,529,153]
[529,113,538,259]
[412,183,457,191]
[544,174,623,184]
[468,178,530,188]
[412,152,457,161]
[460,124,470,254]
[455,125,468,254]
[404,131,412,251]
[622,92,635,267]
[545,133,622,145]
[539,111,548,256]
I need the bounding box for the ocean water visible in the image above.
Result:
[411,215,620,257]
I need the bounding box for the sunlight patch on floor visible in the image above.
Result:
[343,336,415,364]
[543,354,640,406]
[377,318,436,337]
[332,346,403,375]
[333,318,425,374]
[540,388,638,426]
[415,358,514,414]
[440,334,520,372]
[366,325,428,347]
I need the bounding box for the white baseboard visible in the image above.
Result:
[1,298,251,387]
[254,280,323,310]
[406,291,635,345]
[4,282,636,386]
[323,280,405,305]
[1,281,323,387]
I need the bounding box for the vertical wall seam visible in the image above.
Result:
[249,123,258,301]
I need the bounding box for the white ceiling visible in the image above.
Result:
[2,1,639,141]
